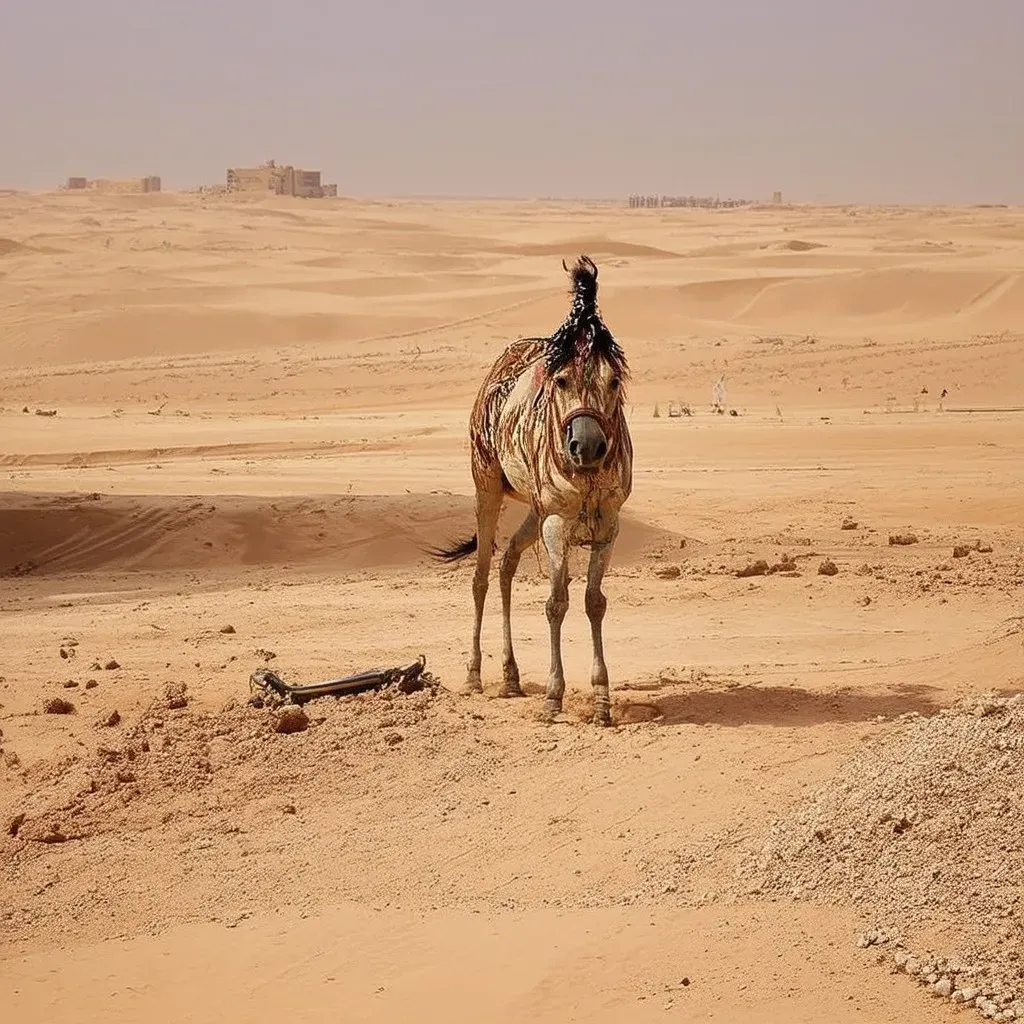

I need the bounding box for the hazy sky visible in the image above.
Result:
[2,0,1022,202]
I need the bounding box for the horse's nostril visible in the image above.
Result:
[568,439,581,457]
[595,441,607,461]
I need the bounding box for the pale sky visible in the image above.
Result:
[2,0,1022,202]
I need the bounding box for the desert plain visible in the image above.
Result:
[2,191,1024,1022]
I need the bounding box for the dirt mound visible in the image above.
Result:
[0,492,682,576]
[759,239,827,252]
[731,692,1024,1017]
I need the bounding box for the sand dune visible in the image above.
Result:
[0,492,680,576]
[2,193,1024,1024]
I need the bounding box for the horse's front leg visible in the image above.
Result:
[540,514,570,718]
[585,517,619,726]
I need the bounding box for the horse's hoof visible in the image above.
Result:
[498,682,525,698]
[460,676,484,696]
[592,707,612,727]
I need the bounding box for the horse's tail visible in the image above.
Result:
[425,534,478,563]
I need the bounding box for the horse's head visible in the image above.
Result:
[543,256,628,473]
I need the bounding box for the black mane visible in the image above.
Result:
[543,256,628,376]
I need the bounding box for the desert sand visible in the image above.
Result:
[2,191,1024,1022]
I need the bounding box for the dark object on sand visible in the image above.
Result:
[249,655,428,705]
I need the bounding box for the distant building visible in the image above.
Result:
[63,175,161,194]
[226,160,337,198]
[772,190,783,204]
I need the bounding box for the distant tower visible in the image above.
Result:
[772,190,783,204]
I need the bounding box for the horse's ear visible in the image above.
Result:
[562,258,569,274]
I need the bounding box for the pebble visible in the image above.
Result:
[219,624,236,634]
[104,660,120,671]
[934,978,953,997]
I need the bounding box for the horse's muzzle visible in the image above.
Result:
[564,411,610,470]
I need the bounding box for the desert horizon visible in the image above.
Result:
[2,188,1024,1023]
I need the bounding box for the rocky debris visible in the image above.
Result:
[96,709,121,728]
[655,565,682,580]
[43,698,74,715]
[818,559,839,576]
[953,545,973,559]
[104,660,120,671]
[8,812,25,837]
[736,560,769,578]
[271,705,309,734]
[841,518,859,530]
[254,648,277,662]
[733,693,1024,1019]
[768,554,798,574]
[62,679,79,688]
[164,682,188,710]
[889,533,919,546]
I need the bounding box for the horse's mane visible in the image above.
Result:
[543,256,628,377]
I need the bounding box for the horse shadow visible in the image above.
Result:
[612,680,943,728]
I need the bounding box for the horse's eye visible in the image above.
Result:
[554,377,570,390]
[609,378,621,390]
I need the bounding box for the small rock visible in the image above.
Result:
[841,518,859,530]
[860,595,872,606]
[736,560,770,578]
[85,679,98,689]
[97,709,120,728]
[8,812,25,837]
[44,697,75,715]
[63,679,79,688]
[219,624,236,634]
[656,565,681,580]
[104,659,120,671]
[384,732,404,746]
[818,559,839,576]
[282,803,297,814]
[165,681,188,709]
[975,541,994,554]
[935,978,953,997]
[272,705,309,734]
[953,545,972,559]
[889,533,919,546]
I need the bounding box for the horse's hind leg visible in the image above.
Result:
[465,478,502,694]
[498,510,539,697]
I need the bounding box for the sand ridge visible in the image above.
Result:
[2,193,1024,1023]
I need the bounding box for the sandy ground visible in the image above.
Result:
[2,192,1024,1022]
